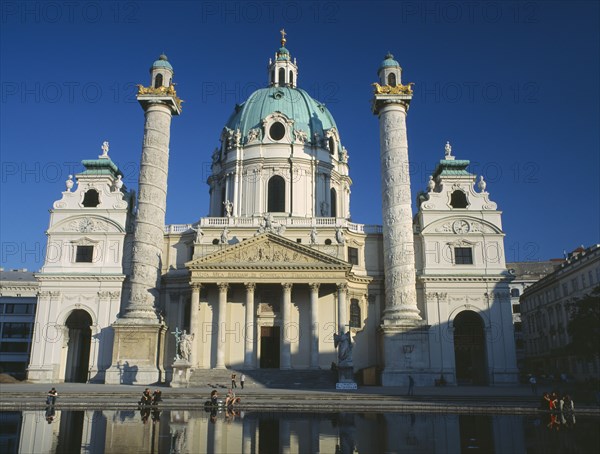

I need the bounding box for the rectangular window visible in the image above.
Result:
[512,304,521,314]
[75,245,94,263]
[1,323,32,339]
[348,247,359,265]
[589,271,594,286]
[581,274,586,288]
[0,342,30,353]
[454,247,473,265]
[562,283,569,297]
[3,304,34,315]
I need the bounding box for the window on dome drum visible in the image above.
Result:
[450,190,468,208]
[267,176,285,212]
[269,122,286,141]
[330,188,337,217]
[348,247,359,265]
[328,137,335,155]
[454,247,473,265]
[155,73,163,88]
[349,299,361,328]
[278,68,285,85]
[289,71,294,86]
[75,245,94,263]
[388,73,397,87]
[82,189,100,207]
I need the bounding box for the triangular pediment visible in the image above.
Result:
[186,233,351,270]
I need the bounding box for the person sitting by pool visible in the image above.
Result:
[210,389,219,406]
[225,389,236,407]
[46,387,58,405]
[152,389,162,406]
[139,388,152,407]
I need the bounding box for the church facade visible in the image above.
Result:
[27,35,518,386]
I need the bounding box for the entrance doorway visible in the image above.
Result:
[260,326,280,368]
[64,310,92,383]
[453,311,487,385]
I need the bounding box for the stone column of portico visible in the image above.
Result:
[190,284,201,367]
[337,283,348,334]
[216,283,229,369]
[281,283,293,370]
[243,283,256,369]
[309,283,320,369]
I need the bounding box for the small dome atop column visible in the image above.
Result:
[377,52,402,87]
[150,54,174,89]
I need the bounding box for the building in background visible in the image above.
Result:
[0,269,38,379]
[520,245,600,380]
[506,261,562,374]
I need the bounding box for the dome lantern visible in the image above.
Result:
[150,54,174,89]
[377,52,402,87]
[268,29,298,88]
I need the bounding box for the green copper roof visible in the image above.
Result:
[81,159,123,177]
[225,86,339,144]
[277,46,290,61]
[432,159,473,178]
[379,52,400,70]
[151,54,173,71]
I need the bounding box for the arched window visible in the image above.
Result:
[168,77,172,86]
[450,190,468,208]
[328,137,335,155]
[289,70,294,86]
[278,68,286,86]
[330,188,337,217]
[82,189,100,207]
[388,73,397,87]
[154,73,163,88]
[511,288,520,298]
[271,69,275,85]
[268,176,285,212]
[349,299,361,328]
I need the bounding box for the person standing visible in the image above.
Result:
[231,372,237,388]
[240,373,245,390]
[407,375,415,396]
[529,375,537,394]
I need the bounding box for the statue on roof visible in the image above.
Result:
[444,141,452,159]
[99,141,109,159]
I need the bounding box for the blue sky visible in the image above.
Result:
[1,0,599,271]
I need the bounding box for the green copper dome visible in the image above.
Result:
[379,52,400,69]
[225,86,339,144]
[151,54,173,71]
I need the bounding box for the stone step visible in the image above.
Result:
[189,368,337,389]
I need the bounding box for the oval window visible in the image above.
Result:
[269,122,286,141]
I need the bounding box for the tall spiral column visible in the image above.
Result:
[372,53,426,386]
[106,55,182,385]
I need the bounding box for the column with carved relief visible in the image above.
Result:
[372,55,420,324]
[107,55,182,385]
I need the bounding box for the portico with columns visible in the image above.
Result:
[183,233,370,371]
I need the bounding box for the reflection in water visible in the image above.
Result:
[2,409,599,453]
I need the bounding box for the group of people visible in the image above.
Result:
[208,388,241,408]
[139,388,163,407]
[231,372,245,389]
[541,392,575,413]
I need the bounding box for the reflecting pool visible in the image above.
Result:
[1,409,599,453]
